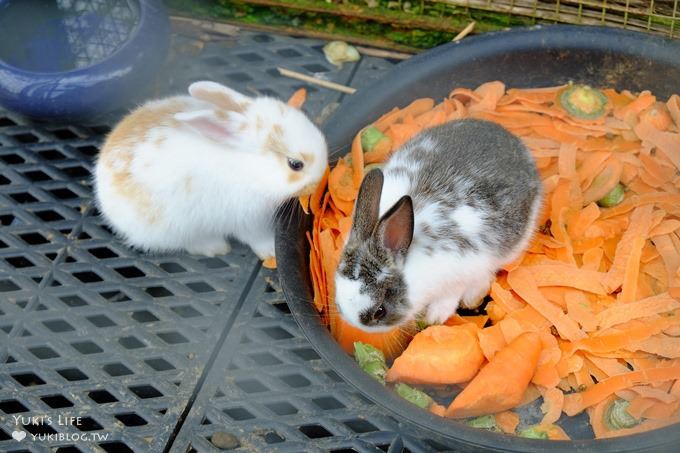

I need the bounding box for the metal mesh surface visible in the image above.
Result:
[0,27,454,452]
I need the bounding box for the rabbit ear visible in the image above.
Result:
[351,168,384,240]
[376,195,414,258]
[174,109,245,143]
[188,81,252,112]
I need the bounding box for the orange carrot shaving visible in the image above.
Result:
[286,88,307,109]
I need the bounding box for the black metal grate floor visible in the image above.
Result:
[0,27,458,452]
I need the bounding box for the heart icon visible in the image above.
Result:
[12,430,26,441]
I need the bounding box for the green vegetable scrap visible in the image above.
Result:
[605,399,641,430]
[353,341,388,383]
[597,183,625,207]
[323,41,361,67]
[394,383,434,409]
[360,126,388,152]
[518,426,549,439]
[466,415,499,431]
[559,84,608,120]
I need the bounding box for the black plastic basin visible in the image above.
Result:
[277,25,680,452]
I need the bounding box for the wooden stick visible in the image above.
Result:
[453,21,476,42]
[277,67,357,94]
[355,46,414,60]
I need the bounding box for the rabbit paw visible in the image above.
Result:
[186,237,231,257]
[425,298,459,325]
[460,280,492,310]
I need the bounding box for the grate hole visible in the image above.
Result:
[73,271,104,283]
[61,295,88,307]
[102,363,133,377]
[0,117,17,126]
[170,305,202,318]
[88,247,118,259]
[115,266,145,278]
[235,379,268,394]
[29,346,60,359]
[55,447,82,453]
[263,431,285,444]
[250,352,282,366]
[24,422,57,436]
[13,133,39,143]
[19,232,49,244]
[237,52,264,62]
[90,125,110,134]
[129,385,163,399]
[0,399,29,413]
[87,314,116,328]
[39,149,66,160]
[43,319,75,332]
[252,34,273,42]
[41,395,74,408]
[119,336,145,349]
[23,170,49,181]
[262,326,294,340]
[5,256,35,268]
[100,290,130,303]
[61,165,90,178]
[71,340,103,355]
[223,407,255,421]
[76,417,102,432]
[299,424,333,439]
[145,358,175,371]
[131,310,159,323]
[115,413,147,426]
[10,191,39,203]
[12,372,46,386]
[226,72,252,83]
[35,209,65,222]
[265,401,297,416]
[145,286,173,298]
[292,348,320,361]
[331,450,359,453]
[100,442,134,453]
[88,390,118,404]
[51,128,79,139]
[344,419,379,433]
[325,370,343,383]
[160,262,185,273]
[303,63,329,73]
[313,396,345,410]
[1,153,25,164]
[272,301,291,314]
[57,368,88,381]
[75,145,99,159]
[201,259,230,270]
[157,331,189,344]
[276,48,302,58]
[280,374,311,388]
[202,56,226,66]
[186,281,214,293]
[50,188,79,200]
[0,214,15,226]
[0,174,10,185]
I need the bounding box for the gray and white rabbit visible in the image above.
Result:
[334,119,542,331]
[94,81,328,259]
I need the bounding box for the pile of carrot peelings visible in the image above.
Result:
[301,81,680,440]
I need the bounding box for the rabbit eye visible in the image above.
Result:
[373,304,386,321]
[287,158,304,171]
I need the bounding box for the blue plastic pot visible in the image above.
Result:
[0,0,170,121]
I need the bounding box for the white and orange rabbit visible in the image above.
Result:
[94,81,328,258]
